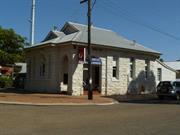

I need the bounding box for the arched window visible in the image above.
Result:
[112,57,119,79]
[130,57,135,79]
[39,54,46,77]
[40,63,45,76]
[145,60,150,79]
[63,55,69,85]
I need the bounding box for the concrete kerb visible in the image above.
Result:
[0,100,119,106]
[0,90,119,106]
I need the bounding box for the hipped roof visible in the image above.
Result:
[26,22,161,56]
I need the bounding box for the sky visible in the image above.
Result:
[0,0,180,61]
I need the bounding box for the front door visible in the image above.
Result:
[94,66,100,90]
[83,65,101,94]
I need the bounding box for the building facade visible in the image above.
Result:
[165,61,180,79]
[25,22,176,96]
[155,60,176,84]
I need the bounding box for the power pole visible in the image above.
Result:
[30,0,35,45]
[80,0,93,100]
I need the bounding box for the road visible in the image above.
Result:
[0,101,180,135]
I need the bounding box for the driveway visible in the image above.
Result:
[0,102,180,135]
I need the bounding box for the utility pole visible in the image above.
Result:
[30,0,35,45]
[80,0,93,100]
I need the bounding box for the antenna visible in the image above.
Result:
[30,0,35,45]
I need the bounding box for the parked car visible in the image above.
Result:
[156,81,180,100]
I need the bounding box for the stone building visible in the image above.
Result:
[25,22,176,96]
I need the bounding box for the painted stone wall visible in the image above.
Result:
[103,56,130,95]
[25,45,74,93]
[89,49,158,96]
[71,51,84,96]
[25,44,176,96]
[127,59,157,94]
[25,46,58,93]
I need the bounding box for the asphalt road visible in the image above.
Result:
[0,101,180,135]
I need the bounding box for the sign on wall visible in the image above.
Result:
[85,56,102,65]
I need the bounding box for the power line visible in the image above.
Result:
[67,7,81,22]
[100,0,180,41]
[92,0,97,10]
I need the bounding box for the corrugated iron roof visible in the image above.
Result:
[26,22,161,55]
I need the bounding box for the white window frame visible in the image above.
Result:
[157,68,162,81]
[40,63,45,77]
[145,60,150,79]
[130,57,135,79]
[112,57,119,79]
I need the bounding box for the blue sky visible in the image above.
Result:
[0,0,180,61]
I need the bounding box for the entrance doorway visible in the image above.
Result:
[60,55,69,93]
[83,65,101,95]
[93,66,100,90]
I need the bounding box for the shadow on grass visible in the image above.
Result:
[105,94,180,105]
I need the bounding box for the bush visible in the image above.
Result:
[0,75,13,88]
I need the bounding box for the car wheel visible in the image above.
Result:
[158,95,164,100]
[176,94,180,100]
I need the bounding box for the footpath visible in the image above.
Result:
[0,89,160,106]
[0,91,117,106]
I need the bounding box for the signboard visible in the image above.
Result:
[78,47,86,63]
[91,57,102,65]
[85,57,102,65]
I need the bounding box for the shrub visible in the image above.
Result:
[0,75,13,88]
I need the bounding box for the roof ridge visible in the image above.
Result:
[68,21,112,32]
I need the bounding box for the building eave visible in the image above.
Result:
[25,40,161,59]
[72,41,161,58]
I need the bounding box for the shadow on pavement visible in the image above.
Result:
[0,88,34,94]
[106,94,180,105]
[0,88,68,95]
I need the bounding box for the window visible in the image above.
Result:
[39,54,46,77]
[130,58,135,79]
[33,57,36,78]
[145,60,150,79]
[112,57,119,79]
[113,66,117,77]
[157,68,162,81]
[48,55,51,79]
[40,63,45,76]
[63,73,68,84]
[27,59,32,79]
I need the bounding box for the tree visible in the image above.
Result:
[0,26,28,65]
